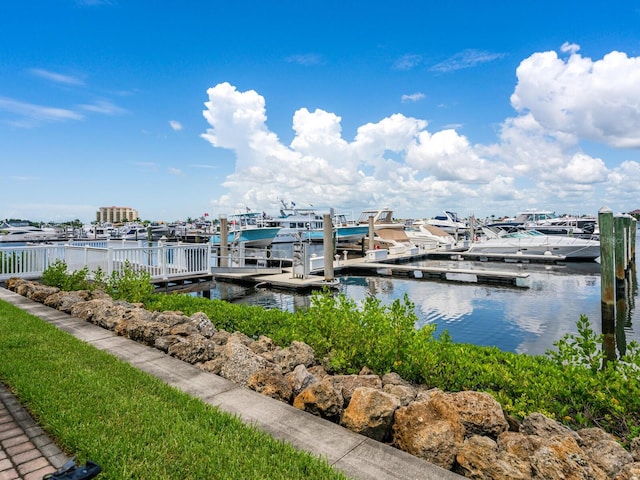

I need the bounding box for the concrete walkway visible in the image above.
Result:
[0,287,463,480]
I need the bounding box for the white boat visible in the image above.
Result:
[81,223,117,239]
[0,225,62,243]
[268,203,368,245]
[425,211,469,235]
[405,221,458,250]
[114,222,171,241]
[356,207,416,252]
[117,224,150,240]
[489,209,597,237]
[467,227,600,260]
[356,207,405,231]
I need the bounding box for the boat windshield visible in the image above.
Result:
[503,230,546,238]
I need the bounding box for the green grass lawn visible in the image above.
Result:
[0,300,349,480]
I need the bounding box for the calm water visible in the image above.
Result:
[201,238,640,356]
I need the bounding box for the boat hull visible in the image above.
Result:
[467,237,600,260]
[211,227,280,248]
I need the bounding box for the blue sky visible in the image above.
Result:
[2,1,640,224]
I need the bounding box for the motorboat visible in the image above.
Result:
[117,224,151,240]
[113,222,172,241]
[405,221,459,250]
[357,207,405,231]
[211,211,280,248]
[467,227,600,260]
[425,211,469,236]
[80,223,117,239]
[356,207,416,252]
[0,225,62,243]
[488,209,597,237]
[268,203,368,245]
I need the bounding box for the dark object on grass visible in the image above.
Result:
[43,457,101,480]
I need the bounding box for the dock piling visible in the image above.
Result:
[323,213,334,282]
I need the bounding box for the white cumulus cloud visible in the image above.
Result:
[511,45,640,148]
[201,43,640,217]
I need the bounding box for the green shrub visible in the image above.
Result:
[42,260,154,303]
[104,261,155,303]
[42,260,91,291]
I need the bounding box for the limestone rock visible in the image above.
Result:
[154,334,184,353]
[455,434,532,479]
[25,283,60,302]
[615,462,640,480]
[247,367,292,403]
[199,357,224,375]
[271,340,316,373]
[43,290,91,312]
[498,431,545,459]
[5,277,28,291]
[249,335,278,355]
[578,427,634,478]
[382,384,416,407]
[114,308,169,346]
[170,321,199,337]
[227,331,254,346]
[167,334,218,364]
[285,364,321,397]
[530,435,607,480]
[447,390,509,439]
[70,297,114,323]
[154,311,190,327]
[90,302,133,330]
[382,371,411,387]
[340,387,400,442]
[632,437,640,462]
[293,376,344,423]
[520,412,581,442]
[210,330,231,345]
[392,391,465,470]
[189,312,216,338]
[218,341,274,386]
[331,374,382,406]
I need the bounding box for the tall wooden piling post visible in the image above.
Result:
[219,214,228,268]
[323,213,334,282]
[598,207,616,363]
[614,215,628,357]
[368,216,375,251]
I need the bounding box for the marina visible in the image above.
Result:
[1,210,637,357]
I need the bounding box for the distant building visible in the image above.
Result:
[96,206,139,224]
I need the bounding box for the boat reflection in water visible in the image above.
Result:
[195,238,638,358]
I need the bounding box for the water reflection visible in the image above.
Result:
[195,243,639,356]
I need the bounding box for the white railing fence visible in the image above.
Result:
[0,241,212,282]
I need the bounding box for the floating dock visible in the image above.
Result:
[206,248,531,291]
[343,262,529,287]
[427,250,567,263]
